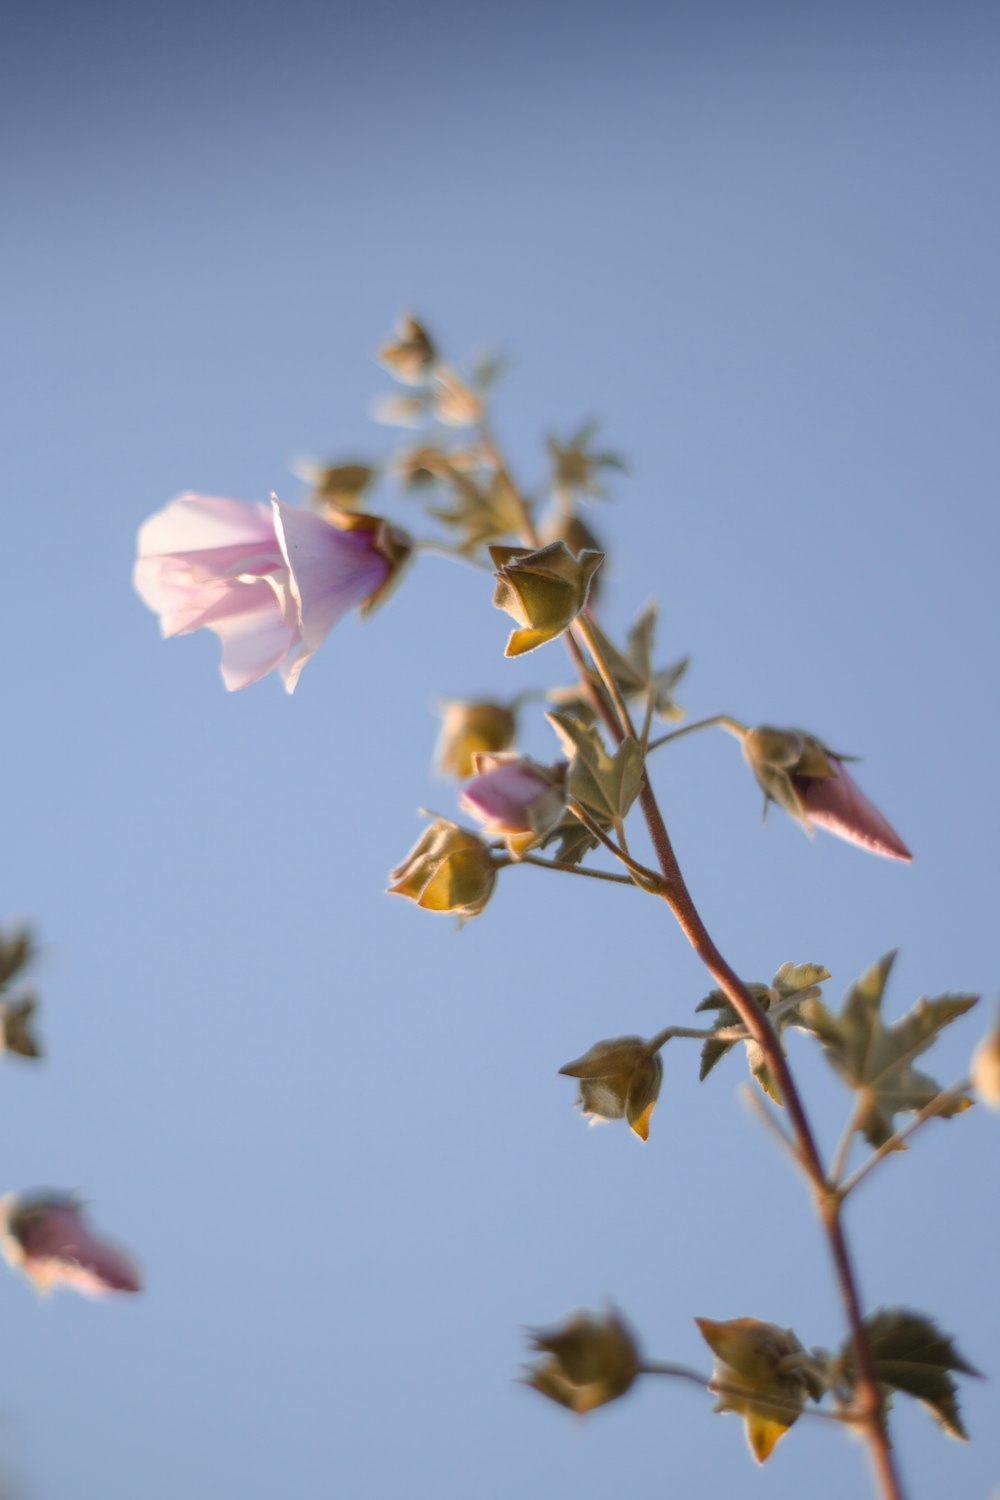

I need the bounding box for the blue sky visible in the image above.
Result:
[3,2,999,1496]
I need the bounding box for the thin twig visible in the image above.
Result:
[741,1083,803,1168]
[646,715,748,753]
[565,800,664,891]
[828,1106,861,1191]
[838,1079,972,1202]
[513,854,637,887]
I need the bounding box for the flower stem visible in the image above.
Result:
[512,854,637,887]
[639,1362,852,1425]
[646,715,748,752]
[569,604,906,1500]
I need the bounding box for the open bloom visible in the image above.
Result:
[0,1191,141,1298]
[741,726,912,862]
[134,493,410,692]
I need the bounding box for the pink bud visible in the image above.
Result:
[460,755,565,848]
[794,756,912,862]
[0,1192,141,1298]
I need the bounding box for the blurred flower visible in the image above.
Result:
[741,726,911,862]
[435,700,517,779]
[303,461,377,512]
[490,541,603,657]
[460,754,565,857]
[695,1316,816,1463]
[525,1307,640,1414]
[388,819,497,920]
[134,493,410,692]
[0,1192,141,1298]
[559,1035,663,1140]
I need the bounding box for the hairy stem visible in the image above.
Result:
[572,615,905,1500]
[646,714,748,752]
[512,853,637,887]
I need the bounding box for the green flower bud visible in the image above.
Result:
[559,1035,663,1141]
[387,820,496,920]
[695,1316,813,1463]
[525,1307,640,1415]
[435,701,517,779]
[489,541,603,657]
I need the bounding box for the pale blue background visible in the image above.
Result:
[2,1,998,1496]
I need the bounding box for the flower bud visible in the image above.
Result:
[559,1035,663,1141]
[460,754,566,858]
[695,1316,812,1462]
[971,1010,1000,1109]
[525,1307,641,1414]
[0,995,42,1059]
[742,725,911,862]
[387,820,497,920]
[490,541,603,657]
[435,701,517,779]
[0,1191,142,1298]
[378,314,437,384]
[308,463,376,512]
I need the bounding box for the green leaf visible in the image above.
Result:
[842,1309,981,1440]
[546,712,643,826]
[696,965,831,1101]
[540,814,599,866]
[798,953,978,1147]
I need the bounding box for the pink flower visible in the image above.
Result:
[741,726,912,862]
[795,754,912,862]
[460,754,566,856]
[134,493,410,692]
[0,1191,141,1298]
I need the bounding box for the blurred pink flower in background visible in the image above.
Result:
[0,1191,141,1298]
[134,493,407,691]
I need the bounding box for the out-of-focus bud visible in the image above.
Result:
[435,701,518,779]
[971,1009,1000,1109]
[460,754,566,858]
[490,541,603,657]
[525,1307,641,1415]
[388,819,497,920]
[695,1316,814,1463]
[741,726,912,862]
[0,996,41,1059]
[378,314,437,384]
[559,1035,663,1141]
[308,463,377,512]
[431,368,482,427]
[0,1192,142,1298]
